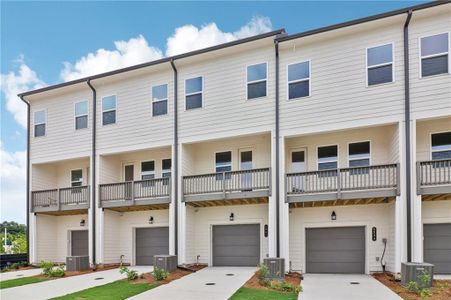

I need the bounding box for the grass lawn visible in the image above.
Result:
[50,280,158,300]
[0,276,51,289]
[229,287,298,300]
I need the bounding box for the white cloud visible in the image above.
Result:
[0,142,26,223]
[0,63,45,128]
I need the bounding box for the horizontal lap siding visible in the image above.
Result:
[416,117,451,161]
[422,201,451,223]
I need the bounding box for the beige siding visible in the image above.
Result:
[422,200,451,224]
[31,158,89,190]
[416,117,451,161]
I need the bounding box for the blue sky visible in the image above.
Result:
[1,0,425,223]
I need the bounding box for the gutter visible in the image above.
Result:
[403,10,413,263]
[170,60,178,256]
[274,40,280,257]
[86,80,97,269]
[19,96,30,265]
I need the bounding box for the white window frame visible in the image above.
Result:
[33,109,47,138]
[140,160,155,180]
[246,62,268,100]
[430,131,451,160]
[101,94,117,126]
[419,32,450,79]
[74,100,89,130]
[215,150,233,173]
[286,60,311,100]
[71,169,83,187]
[317,144,339,171]
[366,42,395,87]
[151,83,168,117]
[162,158,171,177]
[184,76,203,110]
[347,140,372,167]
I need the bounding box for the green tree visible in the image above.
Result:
[12,234,27,253]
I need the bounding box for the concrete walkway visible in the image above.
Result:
[0,266,152,300]
[0,268,43,281]
[299,274,402,300]
[129,267,256,300]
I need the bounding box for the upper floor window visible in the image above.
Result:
[247,63,267,99]
[162,159,171,178]
[318,145,338,171]
[420,33,449,77]
[367,43,393,86]
[185,76,203,110]
[349,141,370,168]
[71,169,83,187]
[216,151,232,173]
[288,61,310,99]
[102,95,116,125]
[431,132,451,160]
[34,110,46,137]
[141,161,155,180]
[152,84,168,116]
[75,101,88,130]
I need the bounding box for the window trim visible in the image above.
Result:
[286,60,311,100]
[151,83,169,117]
[33,109,47,138]
[140,160,155,180]
[418,32,450,79]
[347,140,372,168]
[316,144,339,171]
[74,100,89,130]
[366,42,395,87]
[214,150,233,174]
[430,130,451,161]
[70,169,83,187]
[184,75,204,111]
[246,62,268,100]
[101,94,117,126]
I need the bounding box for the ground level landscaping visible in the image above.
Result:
[0,276,51,289]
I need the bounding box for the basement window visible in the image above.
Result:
[102,95,116,125]
[247,63,267,99]
[185,76,203,110]
[288,61,310,99]
[75,101,88,130]
[420,33,449,77]
[71,169,83,187]
[34,110,46,137]
[152,84,168,116]
[431,132,451,160]
[318,145,338,172]
[367,43,393,86]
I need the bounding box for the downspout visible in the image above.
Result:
[170,59,178,256]
[274,41,280,257]
[19,96,30,264]
[403,10,413,263]
[86,80,97,269]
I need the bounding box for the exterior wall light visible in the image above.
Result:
[149,216,154,224]
[80,219,86,226]
[331,211,337,221]
[229,213,234,221]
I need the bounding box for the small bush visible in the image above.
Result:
[48,265,65,278]
[257,263,268,280]
[119,266,138,280]
[152,267,169,281]
[40,261,54,276]
[407,271,431,299]
[267,280,301,293]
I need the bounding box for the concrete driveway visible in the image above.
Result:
[299,274,402,300]
[129,267,256,300]
[0,268,43,281]
[0,266,152,300]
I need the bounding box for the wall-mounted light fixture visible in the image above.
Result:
[149,216,154,224]
[331,211,337,221]
[229,213,234,221]
[80,219,86,227]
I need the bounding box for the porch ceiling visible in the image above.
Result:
[421,193,451,201]
[186,197,268,208]
[105,203,169,212]
[36,209,89,216]
[289,196,395,208]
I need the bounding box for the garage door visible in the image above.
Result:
[306,227,365,274]
[71,230,88,256]
[135,227,169,265]
[213,224,260,266]
[424,223,451,274]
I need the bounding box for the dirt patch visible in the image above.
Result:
[131,268,192,285]
[244,271,302,291]
[2,266,36,272]
[178,264,208,272]
[373,273,451,300]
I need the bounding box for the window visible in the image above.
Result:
[34,110,46,137]
[102,95,116,125]
[75,101,88,130]
[216,151,232,180]
[318,145,338,171]
[431,132,451,160]
[71,169,83,187]
[247,63,267,99]
[420,33,449,77]
[152,84,168,116]
[162,159,171,177]
[185,77,202,109]
[291,151,305,173]
[367,44,393,85]
[141,161,155,180]
[288,61,310,99]
[349,141,370,167]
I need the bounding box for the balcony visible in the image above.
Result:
[99,177,171,210]
[417,159,451,198]
[31,186,90,214]
[286,164,399,206]
[182,168,271,206]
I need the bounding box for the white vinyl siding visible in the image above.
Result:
[420,32,449,77]
[367,43,394,86]
[74,101,88,130]
[185,76,203,110]
[247,63,267,100]
[152,84,168,116]
[102,95,117,125]
[287,61,310,99]
[34,110,46,137]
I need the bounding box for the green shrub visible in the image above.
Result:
[257,263,268,280]
[266,279,301,294]
[152,267,169,281]
[48,265,65,278]
[40,261,54,276]
[119,266,138,280]
[407,271,431,299]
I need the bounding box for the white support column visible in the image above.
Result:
[168,143,176,255]
[279,136,290,271]
[94,153,103,265]
[410,119,423,263]
[268,130,277,257]
[395,120,407,273]
[177,143,186,264]
[30,212,37,264]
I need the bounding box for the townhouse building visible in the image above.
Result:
[18,1,450,275]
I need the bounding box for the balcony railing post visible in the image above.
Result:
[222,172,226,199]
[337,168,341,199]
[416,161,421,195]
[57,189,61,211]
[396,163,401,196]
[131,181,135,206]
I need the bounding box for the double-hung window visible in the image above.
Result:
[141,161,155,180]
[71,169,83,187]
[162,159,171,178]
[34,110,46,137]
[247,63,267,99]
[152,84,168,116]
[349,141,370,175]
[420,33,449,77]
[75,101,88,130]
[288,61,310,99]
[102,95,116,125]
[318,145,338,174]
[431,132,451,160]
[367,44,393,86]
[216,151,232,180]
[185,77,203,109]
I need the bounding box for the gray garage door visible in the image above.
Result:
[213,224,260,266]
[424,223,451,274]
[306,227,365,274]
[136,227,169,265]
[71,230,89,256]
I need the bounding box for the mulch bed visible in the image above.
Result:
[243,271,302,291]
[27,264,118,280]
[373,273,451,300]
[131,267,194,285]
[178,263,208,272]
